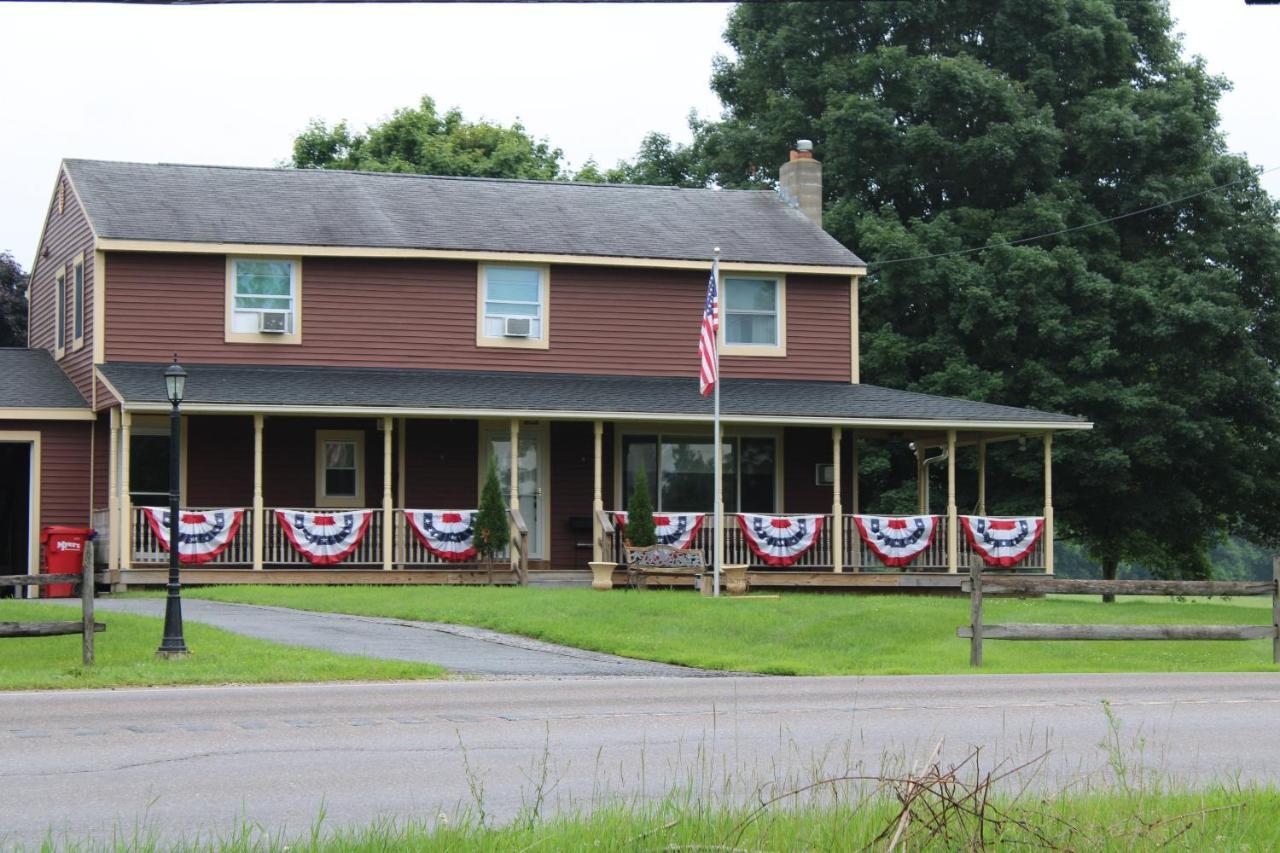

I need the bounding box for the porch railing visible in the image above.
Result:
[607,513,835,570]
[843,515,950,572]
[509,508,529,585]
[130,507,254,566]
[263,508,382,566]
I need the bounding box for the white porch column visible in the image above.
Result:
[977,438,987,515]
[397,418,407,565]
[831,427,843,573]
[915,447,926,514]
[119,411,131,571]
[592,420,604,563]
[252,415,264,571]
[1043,432,1055,575]
[850,434,860,515]
[946,430,958,573]
[107,408,120,571]
[382,417,394,571]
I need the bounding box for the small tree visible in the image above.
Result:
[474,456,509,584]
[624,469,657,548]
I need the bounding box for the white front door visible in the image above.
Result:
[482,424,547,560]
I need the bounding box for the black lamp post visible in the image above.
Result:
[157,355,189,658]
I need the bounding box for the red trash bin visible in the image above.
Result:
[39,527,95,598]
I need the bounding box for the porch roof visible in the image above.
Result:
[0,349,91,415]
[98,362,1090,430]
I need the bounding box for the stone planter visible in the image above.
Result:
[588,561,618,591]
[723,564,749,596]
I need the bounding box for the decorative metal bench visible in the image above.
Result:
[624,543,706,590]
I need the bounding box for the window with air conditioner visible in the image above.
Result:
[227,257,301,344]
[479,265,548,348]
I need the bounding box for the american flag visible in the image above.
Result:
[699,257,720,396]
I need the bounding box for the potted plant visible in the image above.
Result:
[473,456,509,585]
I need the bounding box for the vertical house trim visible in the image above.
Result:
[850,275,860,384]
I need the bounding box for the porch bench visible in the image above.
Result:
[624,543,706,590]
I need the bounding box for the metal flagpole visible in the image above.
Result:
[712,248,722,597]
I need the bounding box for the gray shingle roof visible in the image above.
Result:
[98,362,1087,427]
[64,159,865,269]
[0,349,89,409]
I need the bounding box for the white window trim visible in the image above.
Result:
[72,253,85,352]
[314,429,365,508]
[225,255,303,345]
[719,273,787,357]
[54,267,66,359]
[476,263,550,350]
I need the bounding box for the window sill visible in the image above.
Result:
[476,334,549,350]
[720,342,787,358]
[225,330,303,345]
[72,338,85,353]
[54,347,66,361]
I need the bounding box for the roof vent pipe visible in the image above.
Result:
[778,140,823,228]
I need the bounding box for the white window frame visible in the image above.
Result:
[476,263,550,350]
[54,267,66,359]
[613,425,783,513]
[719,274,787,357]
[314,429,365,508]
[72,253,85,350]
[225,256,303,345]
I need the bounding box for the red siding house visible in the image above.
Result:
[4,148,1090,588]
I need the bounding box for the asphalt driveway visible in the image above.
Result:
[91,597,715,678]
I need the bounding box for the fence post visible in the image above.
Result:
[969,554,983,667]
[82,541,95,666]
[1273,555,1278,666]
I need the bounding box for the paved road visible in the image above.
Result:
[2,673,1278,847]
[91,598,710,678]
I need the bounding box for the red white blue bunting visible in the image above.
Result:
[852,515,940,568]
[736,514,824,567]
[404,510,478,562]
[961,516,1045,567]
[612,511,705,550]
[141,507,244,565]
[275,509,374,565]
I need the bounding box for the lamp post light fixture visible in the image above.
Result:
[157,355,190,658]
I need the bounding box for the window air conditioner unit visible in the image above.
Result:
[504,316,533,338]
[259,311,290,334]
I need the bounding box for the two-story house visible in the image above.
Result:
[2,148,1089,589]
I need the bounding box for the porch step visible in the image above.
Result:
[526,570,594,588]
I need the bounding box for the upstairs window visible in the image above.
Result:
[54,268,66,355]
[72,256,85,346]
[478,265,548,349]
[722,276,781,349]
[227,257,301,344]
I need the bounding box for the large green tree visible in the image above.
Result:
[675,1,1280,582]
[292,96,565,180]
[0,251,29,348]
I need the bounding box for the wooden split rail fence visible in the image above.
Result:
[1,542,104,665]
[960,556,1280,666]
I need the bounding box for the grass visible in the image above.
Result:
[0,600,443,690]
[179,586,1280,676]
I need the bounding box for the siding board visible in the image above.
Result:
[0,421,92,530]
[104,254,852,382]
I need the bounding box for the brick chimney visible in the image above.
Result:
[778,139,823,227]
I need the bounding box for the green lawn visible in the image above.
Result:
[0,600,442,690]
[181,586,1280,676]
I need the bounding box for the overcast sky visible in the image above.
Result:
[2,1,1276,270]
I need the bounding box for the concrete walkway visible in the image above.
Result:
[91,598,716,679]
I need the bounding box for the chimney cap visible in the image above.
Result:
[795,139,814,153]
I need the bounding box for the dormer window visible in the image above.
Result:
[225,256,302,344]
[477,264,549,349]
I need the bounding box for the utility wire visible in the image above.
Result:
[866,165,1279,269]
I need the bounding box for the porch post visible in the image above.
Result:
[119,411,132,571]
[398,417,407,565]
[946,429,958,573]
[915,447,926,513]
[831,427,843,573]
[592,420,604,563]
[1043,432,1054,575]
[107,408,120,571]
[382,417,394,571]
[252,415,264,571]
[976,438,987,515]
[850,433,860,514]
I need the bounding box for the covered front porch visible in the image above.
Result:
[93,362,1088,587]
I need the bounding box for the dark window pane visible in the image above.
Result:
[621,436,657,510]
[130,434,170,502]
[326,469,357,497]
[739,437,776,513]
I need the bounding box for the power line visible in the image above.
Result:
[866,166,1279,269]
